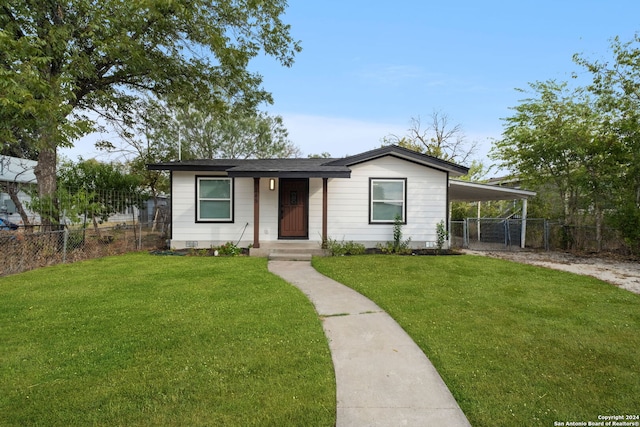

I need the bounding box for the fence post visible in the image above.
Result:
[520,199,528,249]
[63,227,69,264]
[544,219,549,251]
[463,219,468,248]
[504,220,510,248]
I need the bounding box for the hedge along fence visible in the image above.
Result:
[0,223,168,277]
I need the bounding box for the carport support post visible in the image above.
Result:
[477,201,481,241]
[253,178,260,249]
[520,198,528,249]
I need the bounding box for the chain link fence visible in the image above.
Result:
[451,218,631,255]
[1,222,169,277]
[1,185,172,276]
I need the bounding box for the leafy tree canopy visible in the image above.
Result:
[1,0,301,208]
[492,35,640,253]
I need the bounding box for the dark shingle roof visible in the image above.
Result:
[147,145,469,178]
[147,158,351,178]
[329,145,469,175]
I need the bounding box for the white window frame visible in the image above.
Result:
[369,178,407,224]
[196,176,234,222]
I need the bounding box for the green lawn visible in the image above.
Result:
[0,253,335,427]
[312,255,640,427]
[4,253,638,427]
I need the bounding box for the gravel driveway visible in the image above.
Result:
[463,249,640,295]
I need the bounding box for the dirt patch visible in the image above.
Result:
[462,249,640,295]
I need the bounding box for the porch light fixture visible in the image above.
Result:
[269,178,276,191]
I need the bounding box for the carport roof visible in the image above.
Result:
[449,179,536,202]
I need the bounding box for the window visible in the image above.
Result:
[197,177,233,222]
[370,178,406,223]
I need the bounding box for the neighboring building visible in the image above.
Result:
[148,145,535,251]
[0,156,38,225]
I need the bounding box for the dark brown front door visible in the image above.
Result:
[279,179,308,239]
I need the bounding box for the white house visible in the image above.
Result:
[148,145,535,253]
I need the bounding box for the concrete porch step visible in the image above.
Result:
[249,244,328,259]
[267,252,313,261]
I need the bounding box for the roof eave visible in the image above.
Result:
[327,145,469,176]
[227,170,351,178]
[146,163,232,172]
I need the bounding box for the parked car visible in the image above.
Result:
[0,218,19,231]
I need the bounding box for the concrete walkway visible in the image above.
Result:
[268,260,471,427]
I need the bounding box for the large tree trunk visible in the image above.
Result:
[34,145,58,231]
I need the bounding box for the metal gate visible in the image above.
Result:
[450,218,549,251]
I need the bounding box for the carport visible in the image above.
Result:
[448,179,536,248]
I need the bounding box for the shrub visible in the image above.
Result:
[436,220,448,253]
[217,241,241,256]
[377,215,412,254]
[324,237,365,256]
[344,240,366,255]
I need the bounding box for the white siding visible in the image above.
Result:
[308,178,324,241]
[169,156,449,249]
[326,156,448,248]
[170,174,323,248]
[171,172,256,248]
[258,177,279,241]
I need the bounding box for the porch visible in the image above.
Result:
[249,241,328,260]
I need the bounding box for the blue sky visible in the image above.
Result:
[64,0,639,170]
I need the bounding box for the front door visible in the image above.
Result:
[279,179,308,239]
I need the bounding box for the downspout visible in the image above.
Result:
[322,178,328,244]
[253,177,260,249]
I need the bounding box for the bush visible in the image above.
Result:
[324,238,365,256]
[436,220,448,253]
[376,215,412,254]
[217,241,242,256]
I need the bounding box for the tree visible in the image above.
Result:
[383,111,478,164]
[1,0,300,226]
[97,96,303,161]
[307,152,332,159]
[493,36,640,254]
[56,159,143,235]
[574,35,640,253]
[492,80,623,251]
[135,98,302,160]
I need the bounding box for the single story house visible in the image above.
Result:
[148,145,535,253]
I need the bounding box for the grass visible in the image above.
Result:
[312,255,640,427]
[0,253,335,426]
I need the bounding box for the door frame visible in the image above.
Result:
[278,178,309,240]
